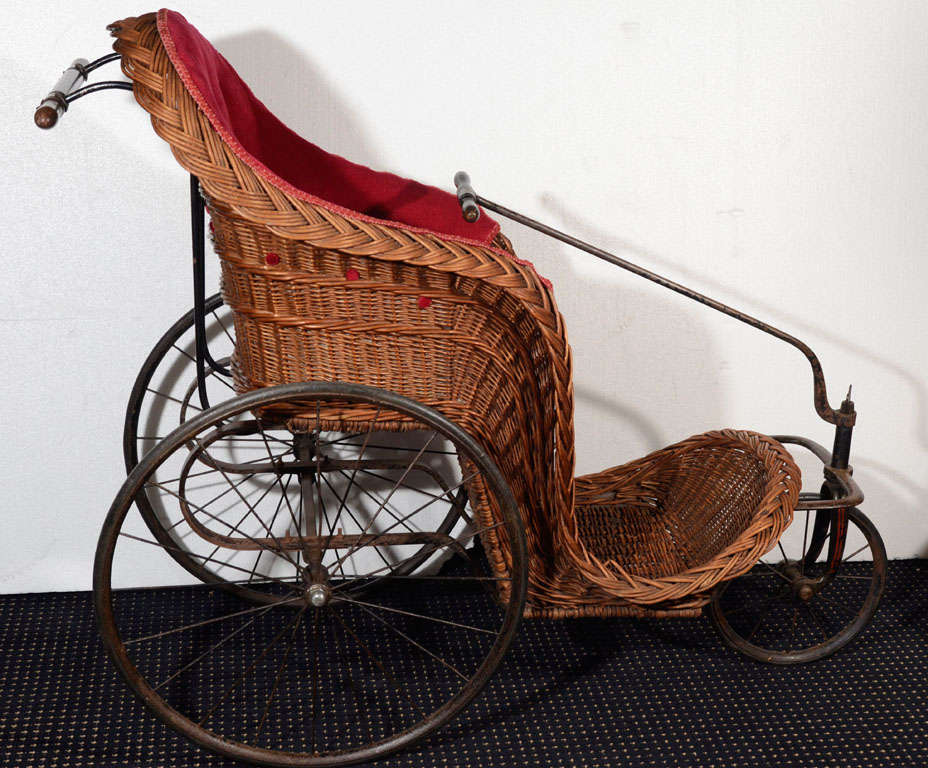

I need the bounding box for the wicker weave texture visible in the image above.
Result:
[109,12,801,616]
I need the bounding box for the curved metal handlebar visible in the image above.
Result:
[34,52,129,129]
[453,171,855,428]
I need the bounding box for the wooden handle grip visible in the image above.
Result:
[34,58,89,129]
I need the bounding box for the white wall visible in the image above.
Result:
[2,0,926,593]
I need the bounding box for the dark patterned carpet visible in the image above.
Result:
[0,560,925,768]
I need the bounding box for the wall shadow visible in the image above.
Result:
[539,194,928,453]
[213,30,381,168]
[513,206,724,471]
[210,29,725,474]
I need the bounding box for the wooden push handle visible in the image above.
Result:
[34,58,89,129]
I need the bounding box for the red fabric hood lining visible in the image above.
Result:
[155,9,552,288]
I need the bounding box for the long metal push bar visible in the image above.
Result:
[453,172,855,431]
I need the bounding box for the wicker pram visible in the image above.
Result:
[33,10,885,766]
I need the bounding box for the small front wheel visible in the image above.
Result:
[96,382,527,766]
[709,506,886,664]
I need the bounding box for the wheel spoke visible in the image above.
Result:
[211,310,235,346]
[332,468,478,572]
[159,471,259,534]
[257,426,305,572]
[148,479,299,572]
[842,543,870,563]
[355,466,459,508]
[250,474,293,582]
[330,607,426,720]
[192,439,302,571]
[152,601,282,692]
[349,599,469,681]
[198,605,309,727]
[317,430,369,449]
[340,434,437,564]
[253,610,304,742]
[171,342,196,364]
[333,602,375,744]
[116,531,303,595]
[335,469,420,534]
[340,573,510,583]
[719,589,785,619]
[200,476,293,573]
[804,601,830,643]
[311,608,320,754]
[318,473,393,572]
[333,441,458,456]
[332,594,496,636]
[814,591,859,621]
[127,594,300,645]
[777,541,788,565]
[323,408,382,557]
[786,606,800,653]
[758,560,793,585]
[799,510,810,578]
[146,387,201,411]
[331,519,505,595]
[156,447,292,488]
[746,598,777,641]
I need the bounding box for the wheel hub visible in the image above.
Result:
[307,582,331,607]
[780,560,819,602]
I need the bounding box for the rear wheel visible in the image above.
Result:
[96,382,527,766]
[122,301,465,602]
[710,506,885,664]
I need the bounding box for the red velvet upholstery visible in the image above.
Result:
[158,9,500,244]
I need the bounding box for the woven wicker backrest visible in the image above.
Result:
[109,12,580,595]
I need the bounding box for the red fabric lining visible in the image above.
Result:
[158,9,504,246]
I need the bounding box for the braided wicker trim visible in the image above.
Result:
[156,10,567,278]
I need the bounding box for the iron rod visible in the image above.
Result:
[474,193,853,428]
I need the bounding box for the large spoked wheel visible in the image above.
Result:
[96,382,527,766]
[710,505,886,664]
[123,300,466,604]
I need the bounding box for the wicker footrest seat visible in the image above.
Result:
[526,430,800,618]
